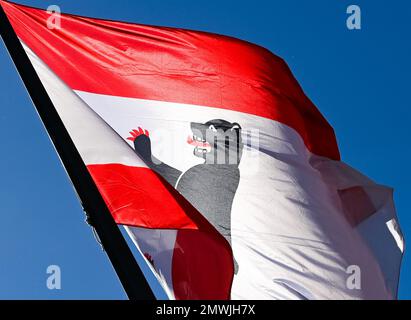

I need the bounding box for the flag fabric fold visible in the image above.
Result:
[0,0,404,299]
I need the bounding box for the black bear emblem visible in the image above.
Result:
[128,119,243,273]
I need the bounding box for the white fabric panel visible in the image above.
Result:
[311,157,404,297]
[125,227,177,299]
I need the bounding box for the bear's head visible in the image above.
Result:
[187,119,243,165]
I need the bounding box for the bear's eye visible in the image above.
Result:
[231,124,240,131]
[209,125,217,132]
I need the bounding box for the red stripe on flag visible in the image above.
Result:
[173,229,234,299]
[1,1,340,160]
[87,163,197,229]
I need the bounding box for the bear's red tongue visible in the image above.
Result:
[187,135,211,148]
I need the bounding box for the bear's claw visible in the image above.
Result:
[127,127,149,141]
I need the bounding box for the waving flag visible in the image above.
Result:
[0,1,404,299]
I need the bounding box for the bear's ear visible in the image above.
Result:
[230,123,241,131]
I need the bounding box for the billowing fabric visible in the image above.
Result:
[1,0,403,299]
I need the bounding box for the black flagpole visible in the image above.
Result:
[0,3,155,300]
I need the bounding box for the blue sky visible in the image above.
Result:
[0,0,409,299]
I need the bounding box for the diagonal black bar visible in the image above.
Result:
[0,2,155,300]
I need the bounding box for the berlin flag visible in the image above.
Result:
[0,1,404,299]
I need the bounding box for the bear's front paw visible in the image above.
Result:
[127,127,149,142]
[127,127,152,161]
